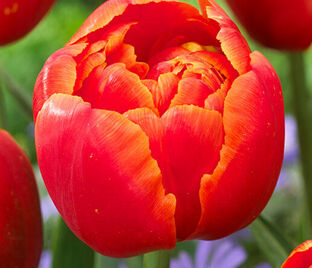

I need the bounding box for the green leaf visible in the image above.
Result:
[51,217,95,268]
[249,215,295,268]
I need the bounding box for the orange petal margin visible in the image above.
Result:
[282,240,312,268]
[190,51,284,240]
[35,94,176,257]
[198,0,251,74]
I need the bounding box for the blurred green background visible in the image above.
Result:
[0,0,311,267]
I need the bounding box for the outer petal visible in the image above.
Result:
[191,51,284,239]
[0,0,55,45]
[0,131,42,267]
[226,0,312,50]
[282,240,312,268]
[33,44,87,121]
[198,0,251,74]
[35,94,176,257]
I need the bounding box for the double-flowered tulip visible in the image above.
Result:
[0,130,42,267]
[226,0,312,50]
[34,0,284,257]
[0,0,55,45]
[282,240,312,268]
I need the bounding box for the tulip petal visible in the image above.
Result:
[33,44,87,121]
[76,63,156,113]
[124,108,163,163]
[0,131,42,267]
[126,106,224,240]
[148,46,190,68]
[35,94,176,257]
[74,52,107,91]
[154,73,180,115]
[68,0,218,62]
[161,106,223,240]
[107,43,149,78]
[191,51,284,240]
[170,78,214,108]
[198,0,251,74]
[204,79,232,113]
[188,51,238,80]
[149,18,219,57]
[282,240,312,268]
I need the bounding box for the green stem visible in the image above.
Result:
[143,250,171,268]
[51,217,95,268]
[0,80,8,129]
[288,52,312,236]
[250,215,294,267]
[0,64,33,119]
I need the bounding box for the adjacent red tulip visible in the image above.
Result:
[226,0,312,50]
[0,0,55,45]
[33,0,284,257]
[0,130,42,267]
[282,240,312,268]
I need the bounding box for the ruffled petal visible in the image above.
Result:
[33,44,87,121]
[170,77,214,108]
[68,0,218,62]
[74,52,107,91]
[204,79,232,113]
[124,108,163,162]
[191,51,284,239]
[154,73,180,115]
[35,94,176,257]
[198,0,251,74]
[76,63,156,113]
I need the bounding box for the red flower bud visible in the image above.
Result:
[282,240,312,268]
[0,0,55,45]
[226,0,312,50]
[33,0,284,257]
[0,130,42,267]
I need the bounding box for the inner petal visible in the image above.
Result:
[75,63,156,113]
[170,77,214,108]
[161,106,224,240]
[125,106,224,240]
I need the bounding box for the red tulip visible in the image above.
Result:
[226,0,312,50]
[33,0,284,257]
[0,0,55,45]
[282,240,312,268]
[0,130,42,267]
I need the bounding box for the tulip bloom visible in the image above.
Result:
[0,0,55,45]
[226,0,312,50]
[282,240,312,267]
[34,0,284,257]
[0,130,42,267]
